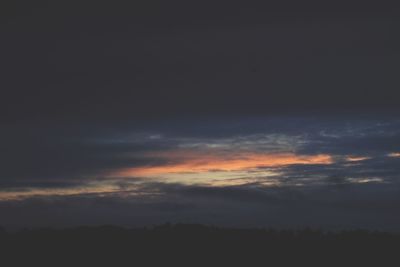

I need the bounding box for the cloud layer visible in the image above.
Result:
[0,116,400,230]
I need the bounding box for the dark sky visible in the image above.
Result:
[2,0,400,122]
[1,1,400,230]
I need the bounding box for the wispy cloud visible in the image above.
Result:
[117,151,332,177]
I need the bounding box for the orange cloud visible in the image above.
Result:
[388,152,400,158]
[117,151,333,177]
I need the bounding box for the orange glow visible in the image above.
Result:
[117,151,333,177]
[346,156,370,162]
[388,152,400,158]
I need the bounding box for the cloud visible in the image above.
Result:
[1,116,399,191]
[117,151,332,178]
[297,119,400,156]
[0,123,176,186]
[1,0,400,231]
[1,180,400,231]
[0,116,400,230]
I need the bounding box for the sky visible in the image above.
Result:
[1,0,400,230]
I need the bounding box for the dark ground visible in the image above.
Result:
[1,224,399,266]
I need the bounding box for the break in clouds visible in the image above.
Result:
[1,115,400,230]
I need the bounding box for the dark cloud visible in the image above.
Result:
[297,119,400,155]
[275,155,400,186]
[1,1,400,230]
[0,122,176,185]
[1,180,400,231]
[1,116,399,188]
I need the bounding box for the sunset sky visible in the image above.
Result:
[1,0,400,231]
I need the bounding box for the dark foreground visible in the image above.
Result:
[1,224,399,266]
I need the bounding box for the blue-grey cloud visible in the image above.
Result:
[1,116,400,231]
[1,180,400,231]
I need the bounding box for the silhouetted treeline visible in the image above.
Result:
[0,224,399,266]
